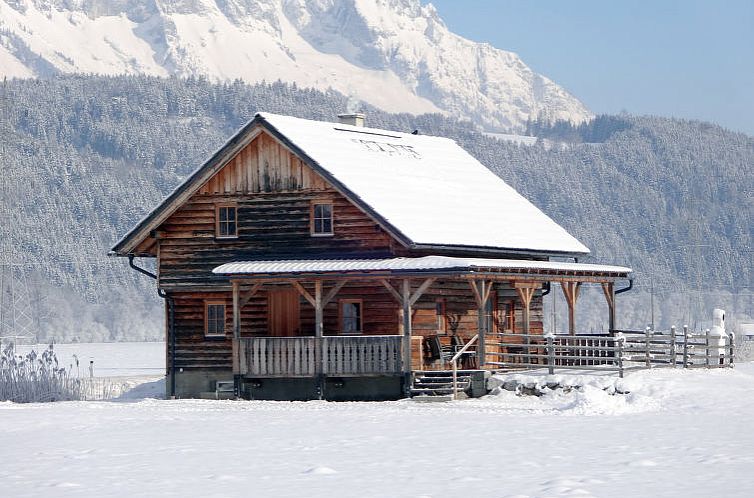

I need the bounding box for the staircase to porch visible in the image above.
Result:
[410,370,487,401]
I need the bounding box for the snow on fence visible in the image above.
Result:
[486,326,734,378]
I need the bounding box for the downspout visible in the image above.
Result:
[541,282,551,296]
[128,255,176,398]
[615,279,633,295]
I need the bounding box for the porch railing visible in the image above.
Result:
[486,326,734,378]
[323,336,402,375]
[238,335,403,377]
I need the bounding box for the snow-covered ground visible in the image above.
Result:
[2,352,753,497]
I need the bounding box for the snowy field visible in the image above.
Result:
[14,342,165,377]
[2,343,754,497]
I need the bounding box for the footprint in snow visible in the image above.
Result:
[303,466,337,475]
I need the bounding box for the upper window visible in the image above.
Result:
[216,205,237,238]
[311,201,333,236]
[340,299,363,334]
[205,302,226,337]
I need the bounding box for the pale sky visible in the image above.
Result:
[424,0,754,135]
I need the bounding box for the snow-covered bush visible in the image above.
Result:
[0,343,84,402]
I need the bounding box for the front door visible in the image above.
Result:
[268,289,301,336]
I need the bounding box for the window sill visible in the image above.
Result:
[204,334,228,339]
[214,235,239,240]
[310,233,335,237]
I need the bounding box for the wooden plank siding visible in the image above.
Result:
[157,130,395,290]
[168,280,543,371]
[155,129,546,372]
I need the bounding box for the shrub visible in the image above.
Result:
[0,343,84,402]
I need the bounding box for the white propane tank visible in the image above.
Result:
[710,308,728,362]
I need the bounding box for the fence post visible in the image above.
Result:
[729,332,735,368]
[546,333,555,375]
[645,326,652,368]
[616,332,625,378]
[705,328,711,368]
[670,326,677,367]
[683,325,689,368]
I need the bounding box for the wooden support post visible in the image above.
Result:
[232,280,241,397]
[561,282,581,335]
[381,277,434,379]
[314,281,323,338]
[514,282,538,367]
[705,328,711,368]
[514,283,536,335]
[400,279,413,395]
[469,280,492,367]
[645,326,652,368]
[401,279,412,374]
[314,281,324,399]
[601,282,615,333]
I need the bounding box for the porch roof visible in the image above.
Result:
[213,256,631,280]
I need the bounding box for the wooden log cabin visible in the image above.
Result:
[111,112,632,400]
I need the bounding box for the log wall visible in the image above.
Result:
[155,129,545,371]
[168,280,544,370]
[157,131,395,289]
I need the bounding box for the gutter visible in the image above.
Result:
[128,255,176,398]
[615,278,634,295]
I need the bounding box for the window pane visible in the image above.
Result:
[342,303,361,333]
[218,207,236,236]
[312,203,333,234]
[207,305,225,335]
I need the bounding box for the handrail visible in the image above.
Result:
[450,334,478,364]
[451,334,478,400]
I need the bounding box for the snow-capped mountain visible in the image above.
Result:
[0,0,592,131]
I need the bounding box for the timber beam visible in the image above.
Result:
[601,282,616,332]
[514,281,539,336]
[561,281,582,335]
[469,279,493,366]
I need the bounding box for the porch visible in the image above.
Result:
[213,255,633,400]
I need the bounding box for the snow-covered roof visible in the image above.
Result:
[260,113,589,255]
[111,112,591,256]
[213,256,630,278]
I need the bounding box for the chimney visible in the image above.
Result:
[337,113,365,127]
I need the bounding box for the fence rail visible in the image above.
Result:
[487,326,734,377]
[239,335,403,377]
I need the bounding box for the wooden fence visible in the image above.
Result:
[239,335,403,377]
[486,326,734,377]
